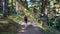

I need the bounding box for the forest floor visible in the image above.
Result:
[17,22,43,34]
[0,15,60,34]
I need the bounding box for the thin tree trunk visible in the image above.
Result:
[40,0,45,27]
[41,0,45,14]
[11,0,13,12]
[2,0,7,17]
[16,0,20,15]
[0,0,2,11]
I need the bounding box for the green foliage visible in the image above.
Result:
[0,0,60,34]
[33,8,38,13]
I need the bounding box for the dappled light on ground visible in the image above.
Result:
[18,24,43,34]
[0,15,60,34]
[0,21,8,24]
[0,17,20,34]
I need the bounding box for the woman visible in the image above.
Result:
[24,15,28,29]
[24,15,28,23]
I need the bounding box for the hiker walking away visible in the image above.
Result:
[24,15,28,29]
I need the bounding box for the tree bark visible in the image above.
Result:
[41,0,45,14]
[11,0,13,12]
[40,0,46,27]
[2,0,7,17]
[0,0,2,11]
[16,0,20,15]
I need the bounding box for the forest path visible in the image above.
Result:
[17,22,43,34]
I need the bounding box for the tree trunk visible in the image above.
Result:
[40,0,45,27]
[2,0,7,17]
[0,0,2,11]
[11,0,13,12]
[41,0,45,14]
[16,0,20,15]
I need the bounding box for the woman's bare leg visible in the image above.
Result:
[25,23,28,29]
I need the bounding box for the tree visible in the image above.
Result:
[0,0,3,12]
[11,0,14,12]
[2,0,8,17]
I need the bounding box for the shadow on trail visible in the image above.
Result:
[0,17,21,33]
[18,25,43,34]
[0,17,43,34]
[6,18,20,28]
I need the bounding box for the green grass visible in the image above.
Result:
[0,15,19,34]
[0,32,16,34]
